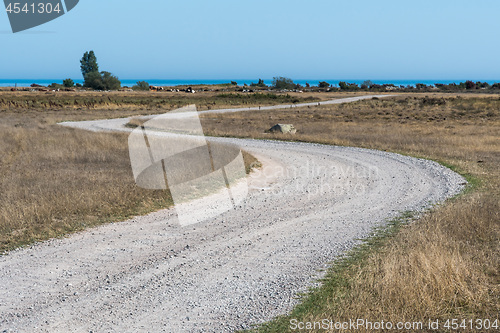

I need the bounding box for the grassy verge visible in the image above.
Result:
[197,94,499,331]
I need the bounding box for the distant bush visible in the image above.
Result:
[339,81,359,90]
[465,80,476,90]
[272,76,296,90]
[231,81,238,85]
[361,80,374,89]
[132,81,150,91]
[63,79,74,88]
[251,79,267,88]
[318,81,330,88]
[48,82,64,89]
[84,71,121,91]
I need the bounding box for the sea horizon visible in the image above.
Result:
[1,78,500,88]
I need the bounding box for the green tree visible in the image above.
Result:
[132,81,150,91]
[272,76,295,90]
[63,78,74,88]
[79,51,121,90]
[318,81,330,88]
[80,51,99,79]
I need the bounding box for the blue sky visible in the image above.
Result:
[1,0,499,80]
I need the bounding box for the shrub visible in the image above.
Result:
[48,82,64,89]
[251,79,267,88]
[132,81,150,91]
[362,80,374,87]
[84,71,121,91]
[318,81,330,88]
[101,72,121,90]
[465,80,476,90]
[63,79,74,88]
[272,76,296,90]
[339,81,359,90]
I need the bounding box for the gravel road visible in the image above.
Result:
[0,96,465,332]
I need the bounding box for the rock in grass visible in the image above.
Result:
[267,124,297,134]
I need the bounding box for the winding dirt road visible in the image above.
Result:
[0,96,465,332]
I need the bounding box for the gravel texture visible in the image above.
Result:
[0,96,465,332]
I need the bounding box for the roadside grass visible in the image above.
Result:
[197,95,500,331]
[0,110,258,253]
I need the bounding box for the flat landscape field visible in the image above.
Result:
[0,91,498,331]
[198,93,500,331]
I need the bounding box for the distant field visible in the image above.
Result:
[0,90,331,116]
[197,94,500,332]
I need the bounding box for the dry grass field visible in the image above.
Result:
[0,91,497,330]
[197,95,500,331]
[0,89,332,114]
[0,91,263,253]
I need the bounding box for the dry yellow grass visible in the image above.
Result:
[1,92,498,328]
[198,95,499,331]
[0,94,260,253]
[0,124,174,252]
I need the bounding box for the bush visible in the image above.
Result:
[251,79,267,88]
[362,80,374,88]
[339,81,359,90]
[132,81,150,91]
[84,71,121,91]
[63,79,74,88]
[318,81,330,88]
[465,80,476,90]
[231,81,238,85]
[272,76,296,90]
[102,72,121,90]
[48,82,64,89]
